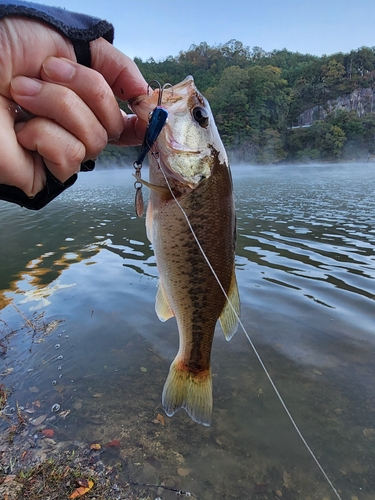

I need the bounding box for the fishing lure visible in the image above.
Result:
[133,81,169,217]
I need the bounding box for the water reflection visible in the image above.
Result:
[0,165,375,498]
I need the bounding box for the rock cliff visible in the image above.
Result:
[297,87,375,126]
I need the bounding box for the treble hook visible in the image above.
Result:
[147,81,173,107]
[147,80,163,106]
[161,82,173,97]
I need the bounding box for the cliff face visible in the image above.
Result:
[297,87,375,126]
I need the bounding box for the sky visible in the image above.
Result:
[39,0,375,61]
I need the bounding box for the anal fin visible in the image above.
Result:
[219,269,240,341]
[155,282,174,322]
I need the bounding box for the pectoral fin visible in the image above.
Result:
[155,282,174,322]
[133,174,169,194]
[219,269,240,341]
[146,197,153,243]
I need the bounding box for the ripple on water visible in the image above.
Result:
[1,165,375,498]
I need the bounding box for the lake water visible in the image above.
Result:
[0,163,374,499]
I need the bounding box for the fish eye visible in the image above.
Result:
[192,107,209,128]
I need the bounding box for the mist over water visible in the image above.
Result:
[0,163,374,499]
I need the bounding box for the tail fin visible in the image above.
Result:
[162,358,212,426]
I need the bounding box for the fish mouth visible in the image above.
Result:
[168,138,202,156]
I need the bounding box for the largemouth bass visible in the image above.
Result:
[129,76,240,426]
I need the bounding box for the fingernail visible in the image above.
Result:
[43,57,75,81]
[11,76,42,96]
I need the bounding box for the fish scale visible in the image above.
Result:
[155,166,232,347]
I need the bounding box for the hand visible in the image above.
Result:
[0,17,148,197]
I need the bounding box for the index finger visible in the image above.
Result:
[89,38,149,145]
[90,38,148,101]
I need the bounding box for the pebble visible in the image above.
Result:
[177,467,191,477]
[43,438,56,446]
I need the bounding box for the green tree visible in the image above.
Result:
[103,40,375,165]
[322,59,346,87]
[209,64,291,160]
[312,121,346,158]
[207,65,249,144]
[245,65,292,133]
[257,129,287,163]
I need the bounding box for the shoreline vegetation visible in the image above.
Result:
[99,40,375,166]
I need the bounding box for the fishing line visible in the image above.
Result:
[153,154,343,500]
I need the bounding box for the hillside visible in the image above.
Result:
[99,41,375,165]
